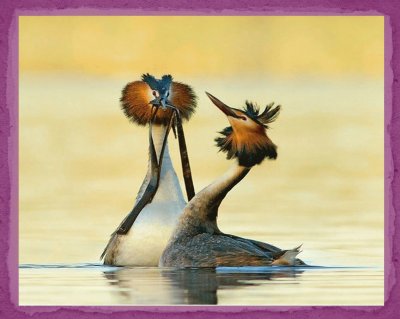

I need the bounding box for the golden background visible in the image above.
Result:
[20,16,383,77]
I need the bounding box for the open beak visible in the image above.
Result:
[205,92,241,119]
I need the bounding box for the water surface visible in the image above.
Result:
[19,264,383,305]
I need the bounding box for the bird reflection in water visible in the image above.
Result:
[103,267,304,305]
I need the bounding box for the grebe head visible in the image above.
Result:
[206,92,281,167]
[121,73,197,126]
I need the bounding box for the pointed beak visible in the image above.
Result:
[160,98,167,109]
[150,95,168,110]
[205,92,241,118]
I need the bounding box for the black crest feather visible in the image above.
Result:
[161,74,173,84]
[141,73,159,90]
[142,73,173,93]
[258,102,281,125]
[242,101,281,128]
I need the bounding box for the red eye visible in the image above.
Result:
[241,116,247,121]
[152,90,157,97]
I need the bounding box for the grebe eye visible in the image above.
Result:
[152,90,157,97]
[241,116,247,121]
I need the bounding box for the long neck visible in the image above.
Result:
[151,124,173,171]
[136,125,186,204]
[178,163,250,234]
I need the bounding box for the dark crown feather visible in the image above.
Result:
[243,101,281,128]
[161,74,173,84]
[141,73,159,90]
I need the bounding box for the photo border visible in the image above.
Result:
[1,1,398,318]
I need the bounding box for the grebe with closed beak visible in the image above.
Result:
[101,74,197,266]
[160,92,304,267]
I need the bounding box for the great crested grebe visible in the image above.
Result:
[160,92,304,267]
[101,73,197,266]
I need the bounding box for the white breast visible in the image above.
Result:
[112,125,187,266]
[114,200,184,266]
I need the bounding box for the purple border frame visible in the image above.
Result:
[0,1,398,318]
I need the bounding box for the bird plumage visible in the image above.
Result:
[103,126,186,266]
[102,73,197,266]
[160,92,303,268]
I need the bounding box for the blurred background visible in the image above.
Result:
[19,16,384,270]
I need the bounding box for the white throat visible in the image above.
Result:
[150,124,186,203]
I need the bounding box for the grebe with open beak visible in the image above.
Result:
[160,93,304,267]
[101,74,197,266]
